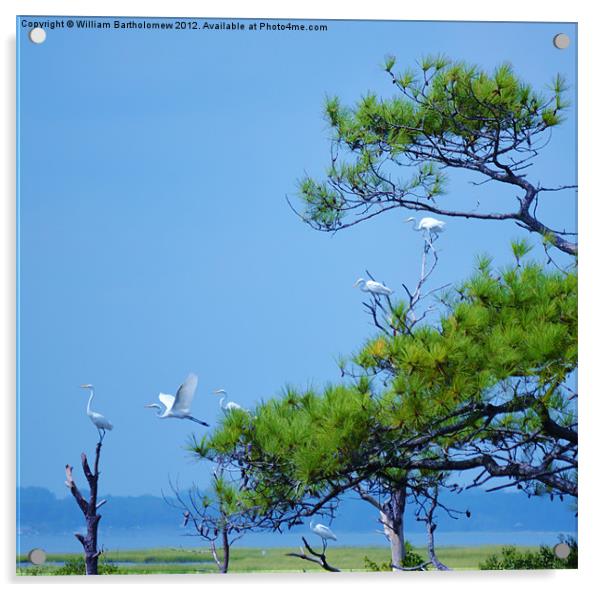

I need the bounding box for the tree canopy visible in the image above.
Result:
[195,251,577,533]
[295,57,576,254]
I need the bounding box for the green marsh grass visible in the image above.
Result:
[17,544,540,575]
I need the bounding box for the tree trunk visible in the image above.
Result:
[381,486,407,570]
[422,489,450,571]
[425,520,449,571]
[209,526,231,573]
[81,515,100,575]
[356,482,408,571]
[220,526,230,573]
[65,441,104,575]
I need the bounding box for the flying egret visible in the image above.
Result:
[214,389,245,413]
[309,519,337,545]
[80,384,113,441]
[405,216,446,236]
[145,373,209,427]
[353,278,393,296]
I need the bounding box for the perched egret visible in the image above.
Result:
[405,216,446,236]
[310,519,337,544]
[80,384,113,441]
[353,278,393,296]
[214,389,245,413]
[145,373,209,427]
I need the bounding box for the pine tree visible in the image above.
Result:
[294,57,576,254]
[195,250,576,568]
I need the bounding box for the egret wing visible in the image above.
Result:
[158,393,175,412]
[90,412,113,430]
[172,373,198,413]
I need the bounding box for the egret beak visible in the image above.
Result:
[213,389,226,395]
[80,384,93,389]
[352,279,362,288]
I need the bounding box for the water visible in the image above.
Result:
[17,526,576,555]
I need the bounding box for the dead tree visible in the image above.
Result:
[64,440,107,575]
[286,537,341,572]
[415,486,451,571]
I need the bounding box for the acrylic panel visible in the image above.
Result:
[17,16,578,575]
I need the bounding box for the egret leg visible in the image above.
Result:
[426,231,435,250]
[424,234,439,255]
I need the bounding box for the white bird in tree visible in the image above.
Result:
[405,216,446,237]
[214,389,245,413]
[145,373,209,427]
[80,384,113,441]
[353,278,393,296]
[310,519,337,545]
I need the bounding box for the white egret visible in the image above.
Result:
[353,278,393,296]
[214,389,245,413]
[309,519,337,544]
[80,384,113,441]
[145,373,209,427]
[405,216,446,236]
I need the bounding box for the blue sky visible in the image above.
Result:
[17,18,577,498]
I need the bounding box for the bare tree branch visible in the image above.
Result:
[286,537,341,572]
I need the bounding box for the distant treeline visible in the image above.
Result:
[18,486,576,535]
